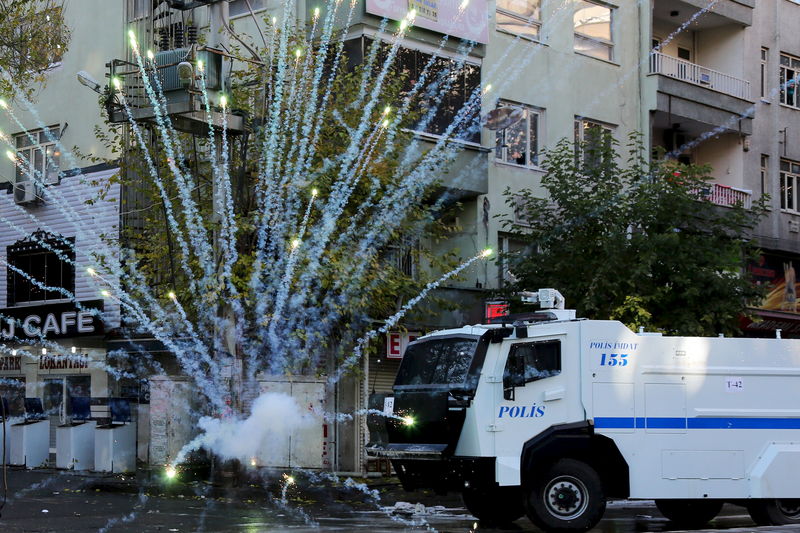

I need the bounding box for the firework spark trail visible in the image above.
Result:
[128,34,215,281]
[333,249,490,381]
[116,88,198,291]
[97,492,149,533]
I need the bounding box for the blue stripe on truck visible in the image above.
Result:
[594,417,800,429]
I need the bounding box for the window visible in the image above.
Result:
[0,378,25,417]
[780,159,800,212]
[761,154,769,201]
[391,44,481,143]
[496,0,541,40]
[14,127,61,184]
[494,102,542,167]
[7,230,75,306]
[573,0,613,61]
[384,239,418,279]
[131,0,149,19]
[780,53,800,108]
[503,340,561,398]
[498,234,528,287]
[394,337,479,387]
[761,47,769,98]
[229,0,265,18]
[574,117,614,167]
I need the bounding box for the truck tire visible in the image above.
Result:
[462,486,524,525]
[524,458,606,532]
[747,499,800,525]
[655,499,722,527]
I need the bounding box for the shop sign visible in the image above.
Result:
[0,300,104,340]
[386,331,420,359]
[486,301,509,321]
[39,353,89,371]
[365,0,489,44]
[0,356,22,372]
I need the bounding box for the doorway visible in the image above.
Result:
[42,375,90,452]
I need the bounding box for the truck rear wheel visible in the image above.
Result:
[525,458,606,532]
[747,499,800,525]
[462,486,524,525]
[655,499,722,527]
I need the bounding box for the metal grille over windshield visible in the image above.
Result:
[394,337,479,386]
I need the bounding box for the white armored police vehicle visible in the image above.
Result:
[368,289,800,531]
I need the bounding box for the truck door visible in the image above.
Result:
[493,337,571,485]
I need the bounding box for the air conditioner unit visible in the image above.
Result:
[14,181,44,205]
[153,48,222,94]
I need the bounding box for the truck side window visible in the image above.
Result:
[505,341,561,386]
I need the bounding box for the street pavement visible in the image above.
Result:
[0,467,797,532]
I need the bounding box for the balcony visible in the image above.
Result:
[649,52,753,135]
[650,53,750,101]
[698,183,753,209]
[653,0,753,28]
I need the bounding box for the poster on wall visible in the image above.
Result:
[749,254,800,314]
[365,0,489,44]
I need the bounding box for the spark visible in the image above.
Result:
[86,267,97,276]
[382,119,390,128]
[383,106,391,115]
[311,188,319,197]
[481,248,493,258]
[5,150,15,161]
[112,78,121,90]
[71,346,77,354]
[101,290,111,297]
[313,7,320,18]
[220,95,228,108]
[146,50,154,61]
[196,60,204,72]
[483,84,492,94]
[168,291,177,300]
[286,475,295,485]
[165,465,177,479]
[291,238,301,250]
[41,348,47,355]
[402,415,415,426]
[295,48,303,59]
[0,99,8,109]
[250,458,257,467]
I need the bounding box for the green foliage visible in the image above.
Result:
[502,132,766,336]
[0,0,70,99]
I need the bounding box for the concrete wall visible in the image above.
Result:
[0,1,125,185]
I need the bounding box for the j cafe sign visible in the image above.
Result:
[386,331,420,359]
[0,300,104,340]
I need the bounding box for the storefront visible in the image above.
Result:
[744,251,800,337]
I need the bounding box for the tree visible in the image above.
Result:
[503,133,766,336]
[0,0,70,99]
[84,19,479,410]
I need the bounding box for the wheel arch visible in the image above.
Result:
[520,421,630,498]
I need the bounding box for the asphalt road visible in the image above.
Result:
[0,469,795,532]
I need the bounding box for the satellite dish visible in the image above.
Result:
[482,107,524,131]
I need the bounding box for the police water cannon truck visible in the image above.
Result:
[367,289,800,531]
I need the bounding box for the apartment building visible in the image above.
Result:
[640,0,800,337]
[0,1,126,461]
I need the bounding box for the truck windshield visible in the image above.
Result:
[394,337,479,386]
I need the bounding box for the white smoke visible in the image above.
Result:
[173,392,315,466]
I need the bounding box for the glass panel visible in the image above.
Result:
[34,148,44,177]
[574,0,611,41]
[394,338,479,386]
[45,251,64,299]
[788,177,794,211]
[762,48,768,61]
[43,378,63,416]
[497,0,540,18]
[519,341,561,382]
[229,0,265,17]
[496,11,540,39]
[505,110,528,165]
[574,34,612,61]
[793,163,800,174]
[781,54,791,67]
[28,253,46,301]
[66,376,91,417]
[781,160,791,171]
[0,378,26,417]
[15,134,34,149]
[530,112,539,165]
[793,58,800,70]
[781,174,787,209]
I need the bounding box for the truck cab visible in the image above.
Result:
[368,290,800,531]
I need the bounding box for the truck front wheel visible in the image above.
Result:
[655,499,722,527]
[747,499,800,525]
[525,458,606,532]
[462,486,524,525]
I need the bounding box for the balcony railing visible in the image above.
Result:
[650,52,751,101]
[698,183,753,209]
